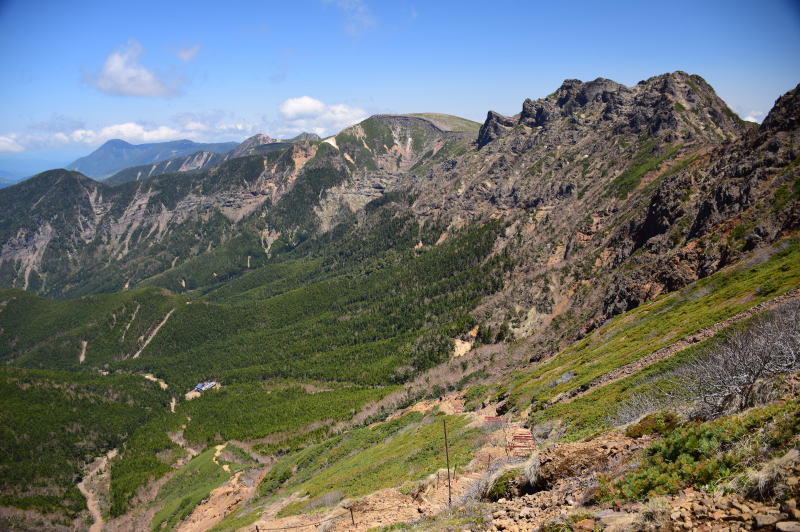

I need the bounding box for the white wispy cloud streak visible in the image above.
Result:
[86,40,178,97]
[0,135,24,153]
[324,0,376,36]
[176,44,201,62]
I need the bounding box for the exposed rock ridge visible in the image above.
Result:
[477,71,746,149]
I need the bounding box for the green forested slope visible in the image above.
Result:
[0,367,170,517]
[0,199,512,523]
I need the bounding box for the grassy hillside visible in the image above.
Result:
[408,113,483,134]
[506,240,800,405]
[4,235,799,529]
[273,412,484,517]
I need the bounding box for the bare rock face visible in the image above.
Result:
[762,83,800,132]
[530,432,644,491]
[0,113,473,297]
[409,71,796,335]
[594,84,800,318]
[546,78,628,121]
[229,134,279,158]
[478,111,518,148]
[686,82,800,243]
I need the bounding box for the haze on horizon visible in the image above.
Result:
[0,0,798,178]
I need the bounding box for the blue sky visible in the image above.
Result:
[1,0,799,176]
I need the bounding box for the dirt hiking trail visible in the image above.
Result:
[76,449,117,532]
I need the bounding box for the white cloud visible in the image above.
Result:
[743,110,764,123]
[324,0,376,36]
[87,40,177,97]
[176,44,201,62]
[183,121,209,132]
[2,99,368,154]
[0,135,24,153]
[1,122,198,152]
[279,96,327,119]
[79,123,183,144]
[277,96,367,136]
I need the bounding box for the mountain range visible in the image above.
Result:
[1,71,799,531]
[65,138,240,179]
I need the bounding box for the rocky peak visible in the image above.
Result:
[477,110,517,148]
[761,83,800,132]
[477,72,750,150]
[231,134,278,158]
[551,78,628,114]
[629,72,748,138]
[288,132,321,142]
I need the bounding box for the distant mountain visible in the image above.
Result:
[0,113,474,297]
[228,133,286,158]
[286,132,321,142]
[104,150,226,185]
[0,171,17,188]
[65,139,239,179]
[104,133,321,185]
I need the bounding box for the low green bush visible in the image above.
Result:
[605,400,800,501]
[625,412,681,439]
[484,468,523,502]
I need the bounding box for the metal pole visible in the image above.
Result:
[443,419,452,507]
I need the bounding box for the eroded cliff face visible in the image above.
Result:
[0,114,471,297]
[0,150,311,296]
[404,73,797,340]
[601,84,800,316]
[104,151,226,185]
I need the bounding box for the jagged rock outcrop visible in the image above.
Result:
[477,111,517,148]
[762,83,800,132]
[596,83,799,319]
[408,72,795,338]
